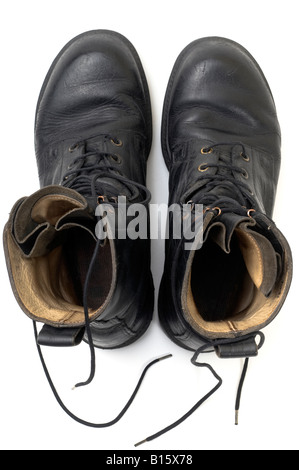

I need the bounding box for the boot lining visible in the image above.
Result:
[183,225,283,338]
[6,229,114,326]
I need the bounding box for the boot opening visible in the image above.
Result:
[6,227,114,325]
[5,190,115,326]
[190,233,255,322]
[63,227,113,310]
[183,223,283,338]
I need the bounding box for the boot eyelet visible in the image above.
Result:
[111,154,122,164]
[247,209,256,218]
[241,152,250,162]
[69,144,79,153]
[212,207,222,216]
[201,147,213,155]
[198,163,209,172]
[111,138,123,147]
[241,169,249,179]
[185,200,195,211]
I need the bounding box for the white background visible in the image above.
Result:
[1,0,298,451]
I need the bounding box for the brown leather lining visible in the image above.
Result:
[182,222,290,339]
[31,195,83,225]
[5,224,115,327]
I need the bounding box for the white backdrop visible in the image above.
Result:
[1,0,298,451]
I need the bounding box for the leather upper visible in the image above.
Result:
[159,37,292,351]
[4,30,154,349]
[35,30,152,194]
[162,37,281,217]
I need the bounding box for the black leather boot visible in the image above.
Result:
[141,37,292,443]
[3,30,160,427]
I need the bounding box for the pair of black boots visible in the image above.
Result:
[3,30,292,445]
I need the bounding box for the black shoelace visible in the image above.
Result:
[186,141,256,213]
[34,321,171,428]
[64,135,151,388]
[135,331,265,446]
[62,136,151,203]
[33,138,266,442]
[134,142,266,446]
[33,135,165,429]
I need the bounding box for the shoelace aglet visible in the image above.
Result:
[158,353,173,362]
[133,354,172,448]
[235,410,239,426]
[134,438,148,448]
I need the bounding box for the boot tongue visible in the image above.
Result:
[84,140,136,203]
[13,186,95,257]
[94,177,136,201]
[207,184,241,200]
[207,152,241,200]
[207,149,242,200]
[192,147,248,204]
[207,216,278,297]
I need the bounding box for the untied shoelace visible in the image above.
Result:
[33,137,266,443]
[135,331,265,446]
[33,135,169,429]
